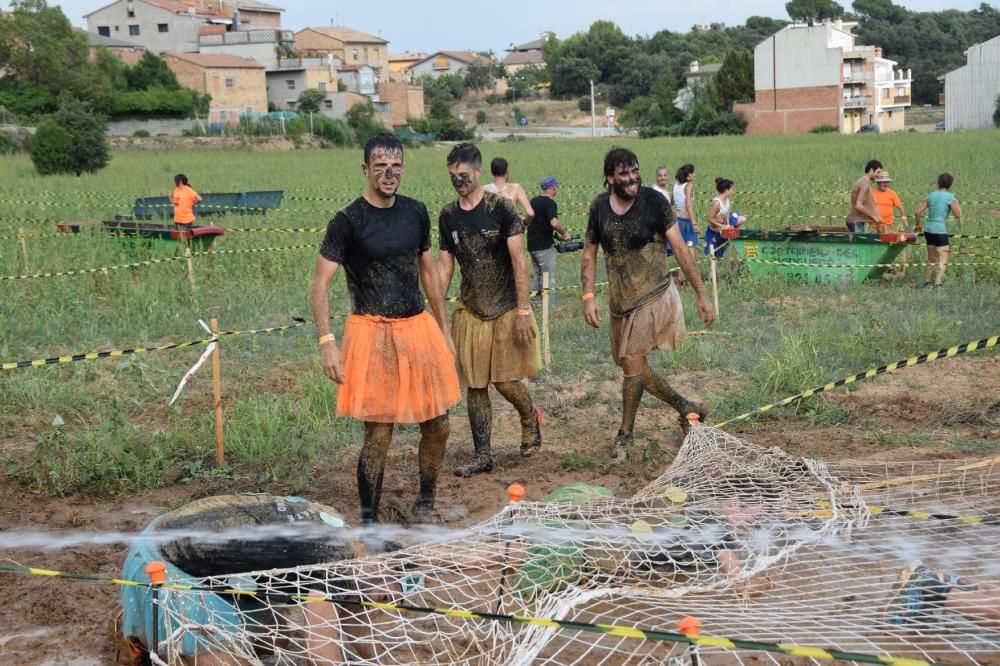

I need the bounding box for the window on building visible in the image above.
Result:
[286,79,296,90]
[246,106,253,114]
[225,77,235,88]
[317,81,326,92]
[128,24,140,36]
[434,54,449,70]
[114,25,119,31]
[324,99,333,109]
[97,26,110,37]
[364,47,369,60]
[127,8,135,17]
[352,48,359,62]
[220,110,228,120]
[158,23,168,33]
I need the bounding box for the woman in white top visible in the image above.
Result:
[667,164,699,267]
[704,177,746,259]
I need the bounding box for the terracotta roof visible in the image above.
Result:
[300,26,387,44]
[236,0,283,12]
[338,64,373,72]
[415,50,492,67]
[503,50,544,66]
[143,0,212,14]
[389,51,426,62]
[508,37,545,52]
[164,52,265,69]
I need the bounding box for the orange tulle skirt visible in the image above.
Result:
[337,311,460,424]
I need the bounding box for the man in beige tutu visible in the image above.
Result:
[310,133,460,524]
[438,142,543,477]
[581,147,714,460]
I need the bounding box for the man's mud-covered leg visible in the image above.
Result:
[614,370,645,459]
[643,366,706,430]
[413,414,449,519]
[494,380,542,457]
[358,422,393,524]
[455,388,493,477]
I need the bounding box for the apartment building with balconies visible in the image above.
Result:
[735,20,912,134]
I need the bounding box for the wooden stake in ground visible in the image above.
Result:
[210,318,225,466]
[542,272,552,368]
[709,244,720,319]
[18,228,28,273]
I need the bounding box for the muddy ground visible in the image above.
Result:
[1,356,997,665]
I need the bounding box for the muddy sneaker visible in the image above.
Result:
[884,561,958,625]
[610,430,633,461]
[454,454,493,478]
[520,405,543,457]
[410,495,439,523]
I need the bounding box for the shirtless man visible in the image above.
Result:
[439,143,543,477]
[484,156,535,221]
[310,133,460,524]
[581,148,714,459]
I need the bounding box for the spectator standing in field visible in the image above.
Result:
[913,172,962,288]
[527,176,572,296]
[310,133,459,524]
[704,178,746,259]
[668,164,700,278]
[484,156,535,220]
[171,173,202,230]
[651,165,672,204]
[439,143,543,477]
[845,160,882,232]
[871,170,909,277]
[581,148,714,460]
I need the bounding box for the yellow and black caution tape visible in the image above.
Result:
[0,565,945,666]
[225,226,324,234]
[811,500,999,525]
[0,320,314,371]
[745,259,1000,269]
[0,244,313,282]
[714,335,999,429]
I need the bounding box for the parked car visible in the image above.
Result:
[856,124,881,134]
[935,121,946,131]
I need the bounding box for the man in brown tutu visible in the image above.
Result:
[438,142,543,477]
[310,133,460,523]
[581,147,715,460]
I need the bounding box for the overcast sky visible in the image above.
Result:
[3,0,992,53]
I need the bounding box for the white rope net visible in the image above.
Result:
[150,424,1000,665]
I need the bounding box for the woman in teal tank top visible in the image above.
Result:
[913,173,962,288]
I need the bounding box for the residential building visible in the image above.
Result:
[942,34,1000,131]
[163,51,266,124]
[407,50,492,79]
[265,57,338,111]
[734,20,912,134]
[198,27,294,70]
[377,80,425,126]
[674,60,722,111]
[86,31,146,65]
[84,0,284,54]
[388,52,426,81]
[294,27,389,81]
[503,34,549,74]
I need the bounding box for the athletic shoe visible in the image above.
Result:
[454,453,493,477]
[610,430,633,461]
[884,561,957,625]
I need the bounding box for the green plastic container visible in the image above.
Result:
[728,228,917,285]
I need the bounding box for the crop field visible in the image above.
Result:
[0,131,998,663]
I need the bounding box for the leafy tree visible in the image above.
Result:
[608,52,666,106]
[421,74,465,104]
[409,98,473,140]
[463,61,503,91]
[124,51,180,91]
[785,0,845,22]
[31,101,110,176]
[345,101,387,147]
[550,57,600,98]
[475,110,487,124]
[715,48,755,109]
[296,88,326,114]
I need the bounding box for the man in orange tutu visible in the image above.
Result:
[438,143,543,477]
[310,133,460,523]
[581,147,715,460]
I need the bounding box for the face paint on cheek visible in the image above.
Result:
[451,174,471,190]
[383,167,395,180]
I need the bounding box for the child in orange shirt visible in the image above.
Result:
[171,174,202,229]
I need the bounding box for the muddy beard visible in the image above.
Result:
[612,177,640,200]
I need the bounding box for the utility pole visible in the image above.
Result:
[590,79,596,137]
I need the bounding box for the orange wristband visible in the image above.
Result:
[318,333,336,345]
[582,292,595,302]
[517,308,531,316]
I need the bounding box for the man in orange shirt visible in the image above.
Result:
[872,171,907,230]
[171,173,202,229]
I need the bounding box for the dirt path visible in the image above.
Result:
[0,357,997,665]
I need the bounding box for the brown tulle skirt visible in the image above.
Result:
[452,304,540,389]
[609,283,687,372]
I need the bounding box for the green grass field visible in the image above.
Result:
[1,131,998,496]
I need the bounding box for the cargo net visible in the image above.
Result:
[151,424,1000,665]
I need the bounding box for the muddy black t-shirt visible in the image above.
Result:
[586,187,677,317]
[439,191,524,320]
[157,495,356,578]
[527,195,559,252]
[319,195,431,319]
